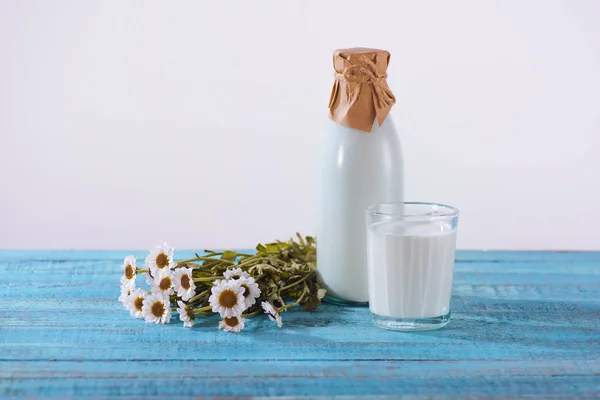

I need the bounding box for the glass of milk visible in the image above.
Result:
[365,202,459,331]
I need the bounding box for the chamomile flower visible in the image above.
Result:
[125,289,147,319]
[317,288,327,300]
[177,300,195,328]
[172,267,195,301]
[152,270,174,296]
[145,242,176,278]
[219,316,246,333]
[262,301,283,328]
[118,287,132,308]
[209,280,246,318]
[142,293,171,324]
[223,267,250,281]
[237,276,261,309]
[120,255,137,289]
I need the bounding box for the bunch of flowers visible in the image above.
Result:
[118,234,325,332]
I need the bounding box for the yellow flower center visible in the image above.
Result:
[224,316,239,327]
[124,264,134,279]
[156,253,169,269]
[134,297,144,311]
[241,284,250,298]
[159,276,172,291]
[218,289,237,308]
[151,301,165,317]
[180,274,191,290]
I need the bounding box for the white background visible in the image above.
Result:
[1,1,599,250]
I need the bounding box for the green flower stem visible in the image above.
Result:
[193,276,222,282]
[278,285,308,311]
[136,269,148,273]
[240,257,284,266]
[188,289,210,303]
[237,257,261,266]
[177,256,235,265]
[235,252,256,257]
[278,299,299,311]
[278,271,315,293]
[192,305,212,313]
[248,264,283,275]
[242,309,262,318]
[180,263,202,268]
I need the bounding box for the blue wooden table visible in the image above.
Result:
[1,250,599,398]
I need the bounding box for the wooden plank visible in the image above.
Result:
[3,359,599,379]
[1,360,599,397]
[457,250,600,262]
[3,376,599,397]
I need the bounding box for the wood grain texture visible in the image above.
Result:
[1,250,599,398]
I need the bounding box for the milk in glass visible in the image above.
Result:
[367,220,457,318]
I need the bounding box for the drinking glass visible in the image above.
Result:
[365,202,459,331]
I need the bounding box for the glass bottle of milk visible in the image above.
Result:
[317,48,404,305]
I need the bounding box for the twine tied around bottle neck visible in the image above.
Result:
[332,58,396,109]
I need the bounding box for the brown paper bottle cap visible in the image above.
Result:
[328,48,396,133]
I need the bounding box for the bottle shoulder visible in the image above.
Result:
[319,117,403,175]
[322,117,402,151]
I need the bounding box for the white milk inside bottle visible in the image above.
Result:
[317,48,404,304]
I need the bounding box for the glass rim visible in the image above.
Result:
[365,201,459,220]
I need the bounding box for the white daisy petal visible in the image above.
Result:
[237,276,261,309]
[144,271,154,286]
[142,293,172,324]
[118,287,132,308]
[120,275,136,290]
[145,242,176,279]
[172,267,196,301]
[151,269,174,296]
[125,289,147,319]
[223,267,250,281]
[209,280,246,318]
[261,301,283,328]
[218,316,246,333]
[120,255,137,289]
[177,300,195,328]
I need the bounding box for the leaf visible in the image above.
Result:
[289,241,302,254]
[256,243,266,253]
[296,233,306,246]
[266,243,280,253]
[221,250,238,261]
